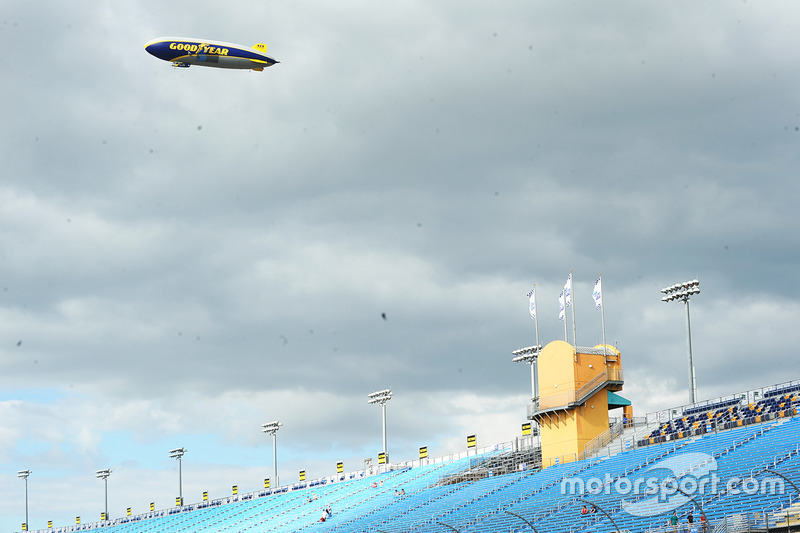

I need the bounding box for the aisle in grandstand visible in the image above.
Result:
[35,380,800,533]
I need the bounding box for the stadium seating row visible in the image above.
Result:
[34,413,800,533]
[33,383,800,533]
[638,391,800,447]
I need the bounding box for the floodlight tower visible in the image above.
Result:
[261,421,282,488]
[17,470,31,531]
[512,344,542,408]
[95,469,111,521]
[168,448,187,506]
[367,388,393,460]
[661,279,701,404]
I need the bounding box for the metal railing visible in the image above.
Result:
[646,378,800,427]
[533,368,624,413]
[644,510,800,532]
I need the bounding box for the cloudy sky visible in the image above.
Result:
[2,0,800,529]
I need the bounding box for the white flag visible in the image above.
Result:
[528,288,536,320]
[558,290,565,321]
[592,277,603,309]
[564,273,573,307]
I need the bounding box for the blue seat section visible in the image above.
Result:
[765,383,800,398]
[571,417,800,533]
[639,391,800,446]
[45,418,800,533]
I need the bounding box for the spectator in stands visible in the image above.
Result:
[700,513,709,532]
[687,510,694,525]
[581,505,589,515]
[669,510,679,532]
[623,415,629,428]
[320,508,329,522]
[400,488,405,496]
[326,505,332,517]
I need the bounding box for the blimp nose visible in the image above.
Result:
[144,39,173,61]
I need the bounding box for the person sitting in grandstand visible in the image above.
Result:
[581,505,589,515]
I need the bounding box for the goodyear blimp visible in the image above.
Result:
[144,37,279,71]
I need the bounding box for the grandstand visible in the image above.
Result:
[30,378,800,533]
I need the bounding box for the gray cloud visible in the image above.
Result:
[2,0,800,529]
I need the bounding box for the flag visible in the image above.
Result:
[564,273,573,307]
[558,290,565,321]
[527,288,536,320]
[592,277,603,309]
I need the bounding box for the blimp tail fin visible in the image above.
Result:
[253,43,268,52]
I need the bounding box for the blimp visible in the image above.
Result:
[144,37,279,71]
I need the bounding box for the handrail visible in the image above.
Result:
[578,420,624,461]
[536,368,624,412]
[645,377,800,426]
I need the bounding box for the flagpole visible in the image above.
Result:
[570,270,577,352]
[533,285,540,350]
[599,274,607,357]
[528,283,539,407]
[533,285,540,406]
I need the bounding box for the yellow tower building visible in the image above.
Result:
[529,340,631,466]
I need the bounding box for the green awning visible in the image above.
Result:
[608,390,631,409]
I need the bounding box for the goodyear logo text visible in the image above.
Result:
[169,43,229,55]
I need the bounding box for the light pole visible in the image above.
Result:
[512,344,542,407]
[261,421,282,488]
[17,470,31,531]
[95,469,111,521]
[368,388,393,461]
[661,279,700,404]
[168,448,187,506]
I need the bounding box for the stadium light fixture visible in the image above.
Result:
[18,469,31,531]
[367,388,393,460]
[95,469,111,521]
[512,344,542,406]
[261,421,283,488]
[661,279,700,404]
[168,448,187,506]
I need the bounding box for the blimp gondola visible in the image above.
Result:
[144,37,279,71]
